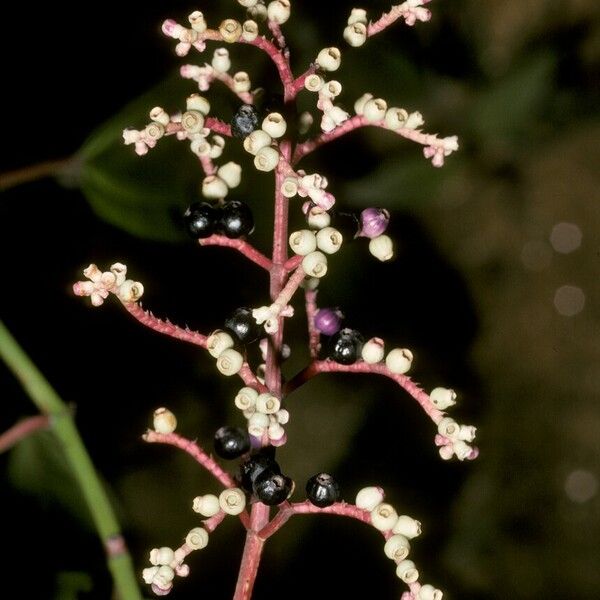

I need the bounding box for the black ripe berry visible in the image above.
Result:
[239,451,281,492]
[220,200,254,239]
[328,328,364,365]
[183,202,219,239]
[253,470,294,506]
[306,473,340,508]
[213,426,250,460]
[225,307,261,345]
[231,104,259,139]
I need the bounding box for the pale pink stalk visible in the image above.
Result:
[267,20,287,52]
[271,266,306,313]
[198,155,216,176]
[212,71,254,104]
[291,65,317,98]
[205,116,232,137]
[283,255,302,272]
[367,1,432,37]
[0,414,49,453]
[199,235,273,271]
[304,289,321,359]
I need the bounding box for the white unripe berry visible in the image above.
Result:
[218,162,242,188]
[344,23,367,47]
[417,584,443,600]
[302,251,328,278]
[321,80,342,99]
[316,47,341,71]
[219,19,242,43]
[267,0,291,24]
[207,330,235,358]
[219,488,246,515]
[233,71,251,93]
[254,146,280,171]
[186,94,211,115]
[256,393,281,414]
[117,280,144,302]
[458,425,477,442]
[192,494,221,517]
[361,337,385,364]
[385,107,409,130]
[363,98,387,122]
[354,93,373,115]
[243,408,256,419]
[149,106,170,126]
[405,111,425,130]
[248,4,268,20]
[355,486,384,511]
[281,176,299,198]
[262,112,287,138]
[429,387,457,410]
[211,48,231,72]
[316,227,343,254]
[153,407,177,434]
[369,234,394,261]
[156,565,175,585]
[142,567,159,584]
[188,11,207,33]
[202,175,228,199]
[150,547,175,566]
[453,439,472,461]
[181,110,205,133]
[393,515,422,539]
[289,229,317,256]
[268,422,285,440]
[384,534,410,561]
[371,503,399,531]
[396,559,419,583]
[145,122,165,141]
[235,387,258,411]
[243,129,272,154]
[437,417,460,439]
[276,409,290,424]
[242,20,259,41]
[216,348,244,376]
[386,348,413,374]
[248,412,270,436]
[238,0,258,6]
[307,206,331,229]
[439,444,454,460]
[304,73,324,92]
[185,527,209,550]
[348,8,367,25]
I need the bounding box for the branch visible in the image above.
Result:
[199,235,273,271]
[290,64,317,99]
[0,414,50,453]
[205,116,232,137]
[0,157,71,191]
[304,289,320,359]
[285,359,443,423]
[367,1,432,37]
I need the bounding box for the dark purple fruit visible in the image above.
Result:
[328,328,364,365]
[239,452,281,492]
[306,473,340,508]
[213,426,250,460]
[253,470,294,506]
[224,307,261,345]
[183,202,219,238]
[220,200,254,239]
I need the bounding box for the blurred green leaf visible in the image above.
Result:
[54,572,92,600]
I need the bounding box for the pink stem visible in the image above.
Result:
[267,20,286,51]
[271,266,306,313]
[304,289,320,359]
[202,510,227,533]
[205,116,232,137]
[198,155,216,176]
[243,37,294,101]
[285,359,444,423]
[0,414,50,453]
[367,2,431,37]
[290,65,317,98]
[283,255,302,272]
[212,71,254,105]
[199,235,273,271]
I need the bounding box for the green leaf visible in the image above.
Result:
[54,572,92,600]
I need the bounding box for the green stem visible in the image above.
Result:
[0,320,142,600]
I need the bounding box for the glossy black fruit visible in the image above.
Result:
[224,307,261,345]
[253,470,294,506]
[239,452,281,492]
[213,426,250,460]
[306,473,340,508]
[220,200,254,239]
[183,202,219,238]
[328,328,364,365]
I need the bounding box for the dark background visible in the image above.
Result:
[1,1,599,599]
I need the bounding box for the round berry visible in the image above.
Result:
[213,426,250,459]
[220,200,254,239]
[314,308,344,336]
[231,104,259,139]
[253,470,294,506]
[358,207,390,239]
[306,472,340,508]
[183,202,219,239]
[328,328,364,365]
[224,307,261,344]
[239,451,281,492]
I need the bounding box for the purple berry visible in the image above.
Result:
[314,308,344,336]
[358,208,390,239]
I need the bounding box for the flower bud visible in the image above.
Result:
[385,348,413,374]
[385,107,409,130]
[354,93,373,115]
[149,106,170,126]
[219,488,246,515]
[405,111,424,130]
[150,547,175,566]
[396,559,419,583]
[235,387,258,411]
[371,502,399,531]
[429,387,457,410]
[187,94,210,115]
[153,407,177,434]
[243,129,272,154]
[145,122,165,141]
[218,162,242,188]
[393,515,422,538]
[219,19,242,43]
[117,280,144,303]
[369,234,394,261]
[256,393,281,414]
[185,527,209,550]
[262,112,287,138]
[384,535,410,561]
[233,71,251,93]
[181,110,205,134]
[344,23,367,47]
[248,412,269,436]
[242,20,259,41]
[316,226,343,254]
[216,348,244,376]
[302,251,328,278]
[363,98,387,122]
[211,48,231,72]
[289,229,317,256]
[188,11,207,33]
[254,146,280,171]
[437,417,459,439]
[281,176,299,198]
[207,330,235,358]
[355,486,384,511]
[304,73,324,92]
[348,8,367,25]
[361,337,385,364]
[267,0,291,24]
[192,494,221,517]
[417,584,443,600]
[316,47,341,71]
[202,175,228,199]
[321,80,342,99]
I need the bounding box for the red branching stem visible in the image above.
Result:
[121,302,207,348]
[142,430,236,488]
[205,116,232,137]
[258,501,372,540]
[0,414,50,453]
[199,235,273,271]
[285,360,444,423]
[202,510,227,533]
[272,266,306,313]
[212,71,254,104]
[291,65,317,98]
[283,255,302,272]
[198,155,216,176]
[304,289,320,359]
[267,20,287,51]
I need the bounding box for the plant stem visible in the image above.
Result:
[0,320,141,600]
[0,158,71,191]
[0,415,50,453]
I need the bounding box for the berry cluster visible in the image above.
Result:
[184,199,254,239]
[239,450,294,506]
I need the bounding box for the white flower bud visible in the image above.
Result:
[117,280,144,302]
[393,515,422,538]
[354,93,373,115]
[211,48,231,72]
[417,584,443,600]
[429,387,457,410]
[276,409,290,424]
[216,348,244,376]
[248,412,269,436]
[363,98,387,122]
[209,135,226,158]
[355,486,384,511]
[405,111,424,130]
[262,112,287,138]
[369,234,394,261]
[384,534,410,561]
[188,11,207,33]
[437,417,459,439]
[453,439,472,461]
[248,3,268,20]
[122,128,141,145]
[289,229,317,256]
[242,20,259,41]
[268,422,285,440]
[304,73,324,92]
[439,444,454,460]
[254,146,280,171]
[155,565,175,586]
[256,393,281,414]
[219,488,246,515]
[384,107,409,130]
[235,387,258,411]
[396,559,419,583]
[191,138,211,157]
[150,547,175,566]
[218,162,242,188]
[361,337,385,364]
[185,527,209,550]
[281,176,299,198]
[385,348,413,374]
[243,129,272,154]
[207,330,235,358]
[316,227,343,254]
[149,106,170,126]
[267,0,291,24]
[186,94,211,115]
[238,0,258,6]
[192,494,221,517]
[348,8,367,25]
[181,110,205,134]
[144,122,164,142]
[110,263,127,286]
[344,22,367,47]
[316,47,341,71]
[233,71,251,93]
[371,503,399,531]
[202,175,229,199]
[321,80,342,99]
[219,19,242,43]
[142,566,159,584]
[458,425,477,442]
[321,106,349,131]
[302,251,328,278]
[153,407,177,434]
[306,206,331,229]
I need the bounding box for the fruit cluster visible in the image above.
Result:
[184,199,254,239]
